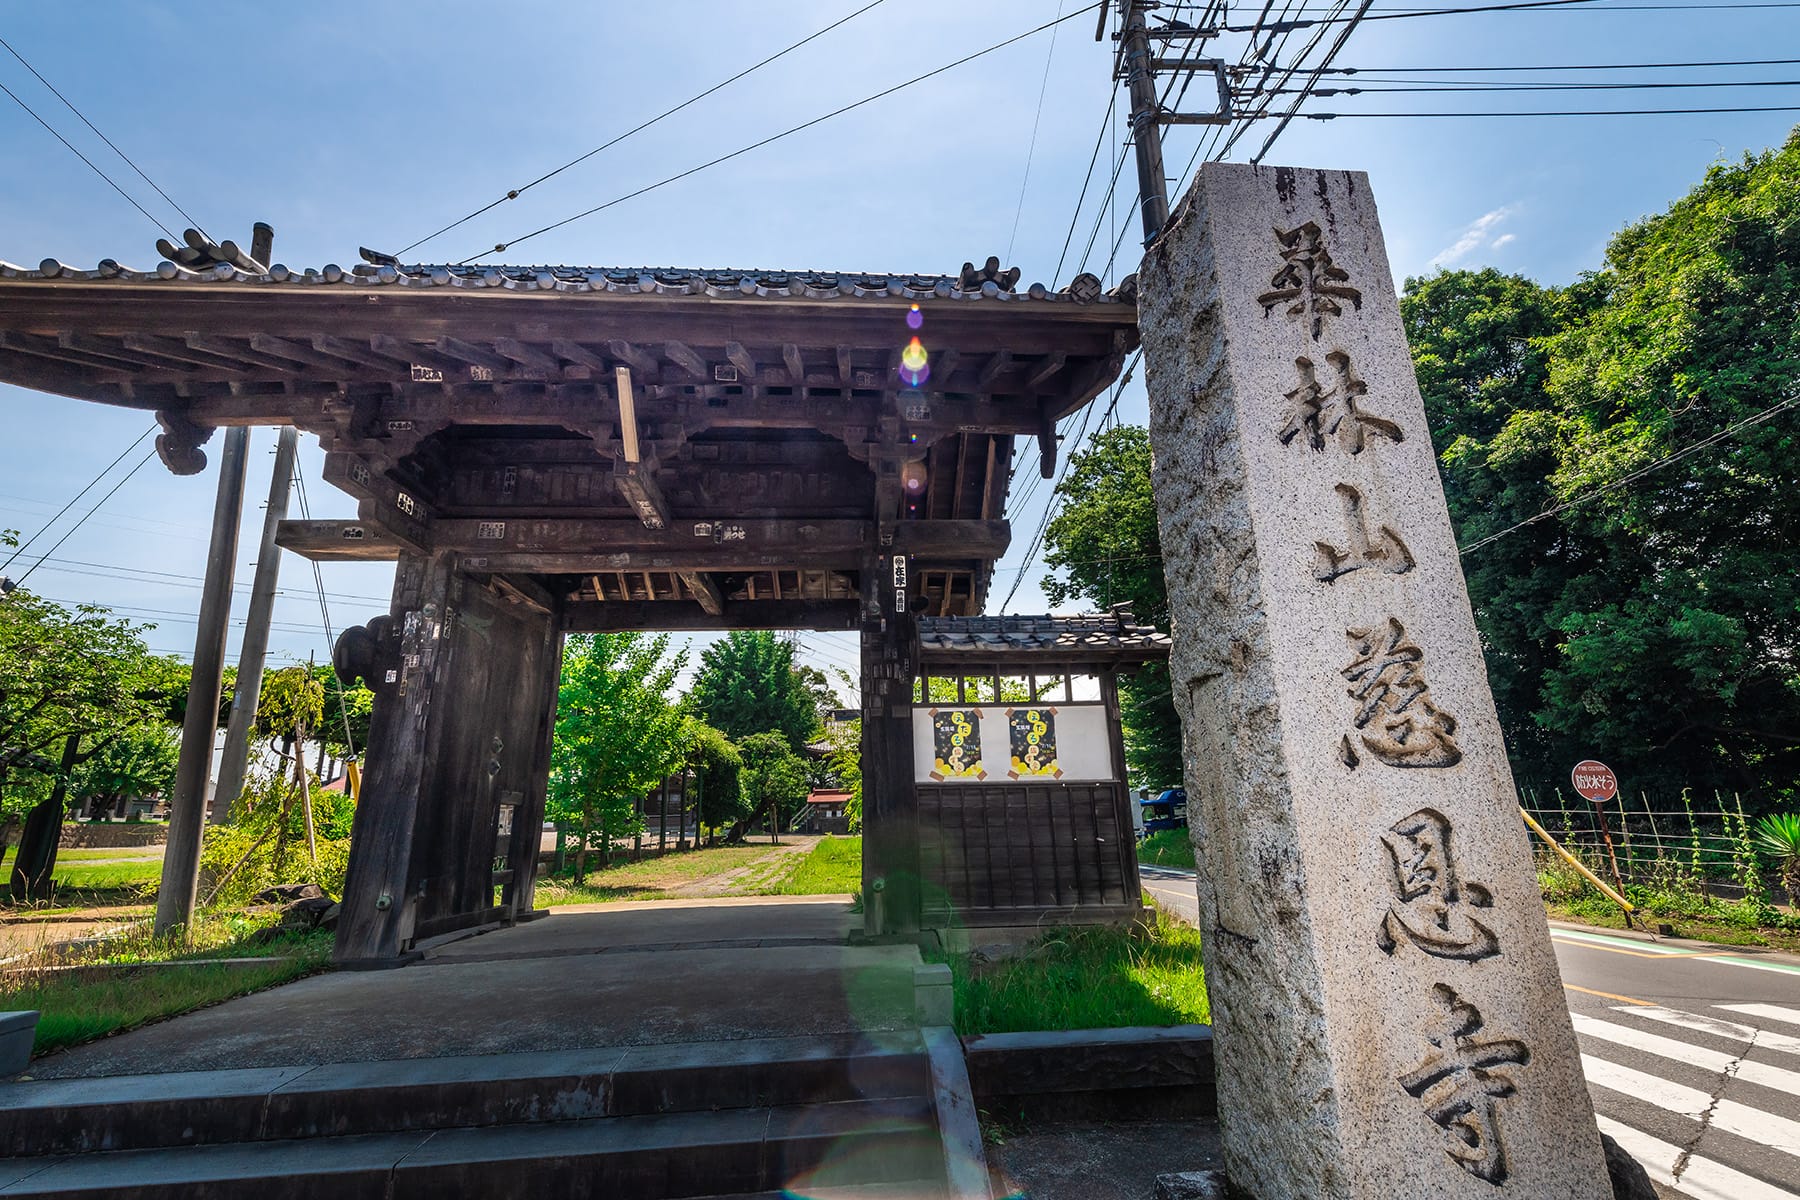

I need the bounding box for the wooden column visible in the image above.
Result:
[859,553,921,935]
[1101,668,1144,906]
[333,555,561,963]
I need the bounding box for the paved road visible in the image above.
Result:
[1140,864,1800,1199]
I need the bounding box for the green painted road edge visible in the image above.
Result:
[1550,925,1800,976]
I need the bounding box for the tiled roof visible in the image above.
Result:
[917,604,1170,662]
[0,251,1139,306]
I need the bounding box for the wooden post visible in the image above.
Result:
[859,552,920,935]
[1101,668,1143,904]
[156,424,251,936]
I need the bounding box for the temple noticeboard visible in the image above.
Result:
[910,607,1169,938]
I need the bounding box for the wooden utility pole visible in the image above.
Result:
[213,425,298,818]
[157,223,271,937]
[156,424,250,935]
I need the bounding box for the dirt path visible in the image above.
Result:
[669,836,820,897]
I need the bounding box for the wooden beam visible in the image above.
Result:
[978,351,1013,387]
[614,458,671,530]
[185,334,306,374]
[561,598,860,633]
[447,517,1010,574]
[247,334,357,372]
[553,339,613,375]
[120,334,245,372]
[492,337,562,375]
[603,339,657,375]
[836,345,852,384]
[57,332,186,372]
[664,340,707,380]
[322,451,433,554]
[678,571,725,616]
[724,341,757,380]
[274,519,407,561]
[1037,402,1057,480]
[435,337,511,373]
[782,343,805,384]
[487,573,555,614]
[312,334,412,371]
[1025,351,1068,390]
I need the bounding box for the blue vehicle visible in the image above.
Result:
[1138,787,1187,836]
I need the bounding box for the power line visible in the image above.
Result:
[1321,57,1800,72]
[9,553,393,606]
[1222,0,1800,32]
[0,425,154,573]
[1004,0,1067,267]
[294,467,358,754]
[1458,393,1800,554]
[1050,91,1118,289]
[0,78,173,239]
[0,34,208,238]
[463,2,1106,262]
[1285,78,1800,92]
[12,448,157,589]
[1297,104,1800,117]
[396,0,890,258]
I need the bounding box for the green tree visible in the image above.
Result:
[737,731,811,842]
[680,718,746,834]
[1530,132,1800,798]
[1040,426,1183,788]
[68,724,179,817]
[0,584,165,898]
[1401,267,1602,779]
[688,631,818,753]
[549,633,687,878]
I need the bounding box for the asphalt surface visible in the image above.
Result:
[1140,863,1800,1200]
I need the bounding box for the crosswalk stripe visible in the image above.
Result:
[1719,1004,1800,1031]
[1573,1013,1800,1094]
[1622,1005,1800,1059]
[1581,1055,1800,1156]
[1596,1115,1797,1200]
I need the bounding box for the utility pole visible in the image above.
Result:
[1120,0,1171,245]
[212,425,298,819]
[156,222,271,937]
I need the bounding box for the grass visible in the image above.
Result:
[1136,830,1196,870]
[46,848,165,862]
[757,836,862,895]
[46,860,161,890]
[533,843,787,906]
[929,907,1210,1035]
[0,913,333,1058]
[1537,856,1800,952]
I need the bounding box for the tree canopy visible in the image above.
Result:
[1404,130,1800,802]
[1040,426,1183,788]
[548,632,688,875]
[688,631,819,753]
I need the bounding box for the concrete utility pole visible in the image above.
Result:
[155,425,250,935]
[1119,0,1171,244]
[212,425,299,820]
[156,221,271,937]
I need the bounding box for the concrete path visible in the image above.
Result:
[26,897,919,1081]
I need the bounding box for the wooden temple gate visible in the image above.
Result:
[0,248,1139,963]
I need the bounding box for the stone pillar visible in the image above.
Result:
[1139,162,1607,1199]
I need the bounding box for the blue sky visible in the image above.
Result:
[1,1,1795,699]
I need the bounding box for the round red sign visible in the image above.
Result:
[1572,760,1619,804]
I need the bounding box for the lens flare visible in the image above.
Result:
[902,461,928,494]
[906,303,924,330]
[899,335,930,387]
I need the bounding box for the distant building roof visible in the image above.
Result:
[807,790,854,805]
[916,604,1170,668]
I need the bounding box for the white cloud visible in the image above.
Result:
[1428,205,1518,268]
[1492,233,1516,250]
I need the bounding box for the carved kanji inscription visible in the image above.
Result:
[1341,619,1463,768]
[1377,808,1498,961]
[1399,985,1529,1184]
[1278,352,1402,456]
[1314,485,1415,583]
[1257,222,1363,339]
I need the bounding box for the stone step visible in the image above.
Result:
[0,1096,945,1200]
[3,1032,929,1157]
